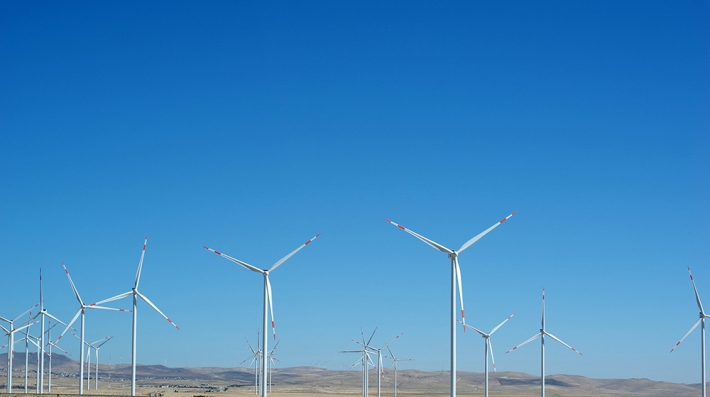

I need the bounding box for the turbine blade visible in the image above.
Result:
[269,233,321,272]
[489,312,516,335]
[92,291,133,306]
[458,320,486,337]
[266,276,276,340]
[489,339,497,372]
[688,267,706,315]
[203,246,263,274]
[546,332,583,356]
[380,333,403,350]
[506,332,541,354]
[134,235,148,290]
[136,291,180,330]
[61,262,84,305]
[457,211,517,254]
[246,339,256,354]
[43,312,68,326]
[455,257,466,330]
[55,310,82,343]
[367,327,378,346]
[12,304,39,323]
[384,219,453,254]
[671,318,703,353]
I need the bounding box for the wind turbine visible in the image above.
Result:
[89,336,113,390]
[341,328,377,397]
[506,289,582,397]
[385,212,516,397]
[0,303,38,393]
[204,232,321,397]
[241,336,262,395]
[670,266,710,397]
[267,341,279,392]
[384,347,412,397]
[27,269,67,393]
[56,262,131,395]
[93,236,180,397]
[460,313,515,397]
[355,331,403,397]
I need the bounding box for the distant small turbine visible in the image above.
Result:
[460,313,515,397]
[670,267,710,397]
[506,288,582,397]
[384,346,412,397]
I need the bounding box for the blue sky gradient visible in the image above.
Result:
[1,1,708,384]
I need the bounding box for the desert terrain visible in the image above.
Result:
[0,353,702,397]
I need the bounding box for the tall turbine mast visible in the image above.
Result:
[386,212,516,397]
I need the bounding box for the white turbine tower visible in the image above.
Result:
[506,289,582,397]
[93,236,180,397]
[0,303,38,393]
[204,232,321,397]
[385,212,516,397]
[670,266,710,397]
[56,262,130,395]
[460,313,515,397]
[384,346,412,397]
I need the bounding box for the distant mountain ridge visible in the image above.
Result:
[0,353,702,396]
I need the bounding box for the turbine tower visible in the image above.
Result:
[385,212,516,397]
[460,313,515,397]
[670,266,710,397]
[384,346,412,397]
[506,289,582,397]
[93,236,180,396]
[56,262,129,395]
[204,233,320,397]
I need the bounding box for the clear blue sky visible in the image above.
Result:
[1,0,708,385]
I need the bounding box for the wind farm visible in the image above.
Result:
[1,1,707,397]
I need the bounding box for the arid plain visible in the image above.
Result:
[0,353,704,397]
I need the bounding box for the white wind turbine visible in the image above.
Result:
[355,331,403,397]
[384,346,412,397]
[27,269,67,393]
[93,236,180,397]
[266,340,279,392]
[204,232,321,397]
[0,303,38,393]
[385,212,516,397]
[460,313,515,397]
[241,336,263,395]
[341,328,377,397]
[506,289,582,397]
[670,266,710,397]
[56,262,130,395]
